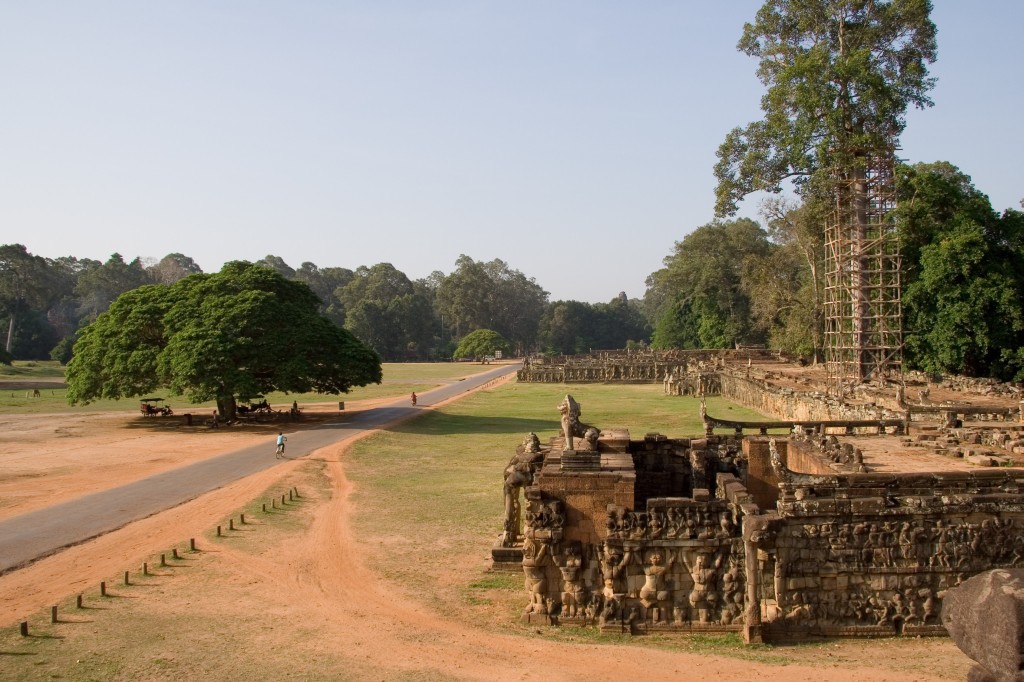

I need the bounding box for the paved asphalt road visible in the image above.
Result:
[0,363,520,574]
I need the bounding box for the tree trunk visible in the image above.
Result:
[217,395,238,421]
[5,310,15,353]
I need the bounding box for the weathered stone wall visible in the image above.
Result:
[517,349,733,385]
[718,372,903,423]
[532,470,634,548]
[515,429,1024,642]
[751,467,1024,640]
[521,432,751,631]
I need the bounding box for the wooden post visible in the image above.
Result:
[217,525,222,537]
[100,581,107,596]
[19,621,28,637]
[281,494,286,505]
[294,487,299,498]
[229,519,234,531]
[262,503,267,512]
[240,513,246,524]
[143,562,149,576]
[190,538,196,551]
[76,594,83,609]
[172,548,180,560]
[51,606,58,623]
[160,553,167,567]
[124,571,130,586]
[289,489,294,501]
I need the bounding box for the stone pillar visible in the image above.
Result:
[743,438,782,510]
[742,513,774,644]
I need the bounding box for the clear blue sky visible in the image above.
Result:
[2,2,1020,303]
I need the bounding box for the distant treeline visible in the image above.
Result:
[0,250,649,364]
[2,161,1021,379]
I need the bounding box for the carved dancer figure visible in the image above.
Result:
[639,549,676,623]
[501,463,529,546]
[557,545,586,618]
[522,535,550,615]
[683,550,722,624]
[598,542,632,622]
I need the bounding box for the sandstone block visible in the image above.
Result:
[942,569,1024,682]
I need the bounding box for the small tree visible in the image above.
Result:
[66,261,382,419]
[453,329,511,362]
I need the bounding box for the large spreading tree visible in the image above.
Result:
[66,261,382,419]
[714,0,937,216]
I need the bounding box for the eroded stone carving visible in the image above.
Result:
[506,400,1024,642]
[557,394,584,450]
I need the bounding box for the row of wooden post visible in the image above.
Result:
[18,487,299,637]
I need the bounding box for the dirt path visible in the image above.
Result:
[0,408,340,522]
[195,445,955,681]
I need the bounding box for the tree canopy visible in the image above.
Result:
[714,0,937,216]
[0,244,54,352]
[453,329,512,361]
[66,261,382,418]
[894,162,1024,379]
[647,219,771,349]
[539,295,650,355]
[435,255,548,354]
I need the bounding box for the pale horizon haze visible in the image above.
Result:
[2,2,1021,303]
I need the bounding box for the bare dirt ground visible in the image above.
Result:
[0,398,393,521]
[0,385,975,680]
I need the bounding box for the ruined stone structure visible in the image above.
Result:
[495,393,1024,643]
[518,349,725,390]
[520,349,1023,431]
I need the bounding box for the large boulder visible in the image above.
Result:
[941,569,1024,682]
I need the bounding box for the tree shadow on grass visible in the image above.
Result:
[388,415,558,436]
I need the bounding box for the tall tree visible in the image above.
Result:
[743,197,828,359]
[255,255,296,280]
[74,253,151,320]
[647,219,771,348]
[0,244,54,353]
[482,258,548,354]
[539,295,650,355]
[436,255,547,353]
[148,253,203,285]
[295,262,353,326]
[338,263,436,361]
[714,0,937,216]
[66,261,381,419]
[435,255,494,339]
